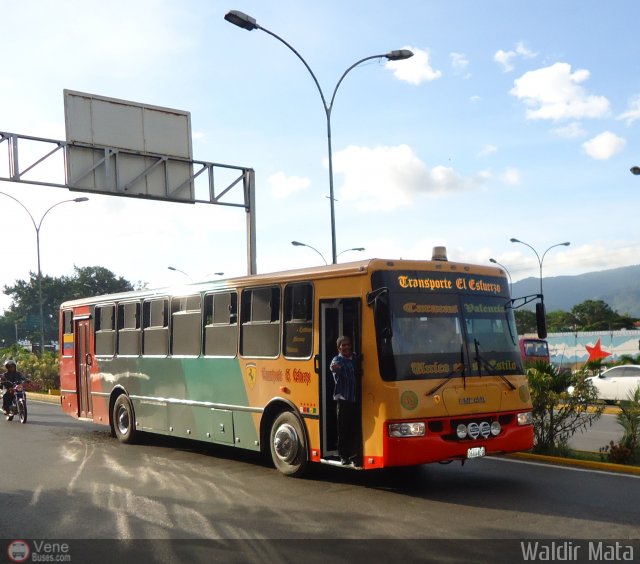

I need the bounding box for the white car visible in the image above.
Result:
[589,365,640,402]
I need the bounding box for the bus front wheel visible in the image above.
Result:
[113,395,137,444]
[269,411,308,477]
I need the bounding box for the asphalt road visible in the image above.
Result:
[1,400,638,563]
[568,412,624,452]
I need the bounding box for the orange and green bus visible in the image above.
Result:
[59,249,534,476]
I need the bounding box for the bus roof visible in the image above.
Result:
[60,257,506,309]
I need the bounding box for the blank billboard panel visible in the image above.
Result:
[64,90,194,201]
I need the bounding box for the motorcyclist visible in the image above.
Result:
[2,359,26,414]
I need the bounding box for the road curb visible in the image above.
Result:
[28,392,61,404]
[508,451,640,476]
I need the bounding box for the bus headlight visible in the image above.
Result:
[490,421,501,436]
[388,422,425,437]
[517,411,533,426]
[456,424,467,439]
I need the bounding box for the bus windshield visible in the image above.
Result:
[372,271,522,381]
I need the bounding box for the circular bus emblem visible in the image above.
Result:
[400,390,419,411]
[7,540,30,563]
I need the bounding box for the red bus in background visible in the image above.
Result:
[519,337,550,365]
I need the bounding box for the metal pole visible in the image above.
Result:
[489,258,512,295]
[224,11,412,265]
[0,192,88,353]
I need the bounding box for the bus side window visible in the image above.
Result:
[95,304,116,356]
[117,302,141,356]
[171,295,202,356]
[203,291,238,357]
[283,283,313,358]
[62,310,74,357]
[240,286,280,357]
[142,298,169,355]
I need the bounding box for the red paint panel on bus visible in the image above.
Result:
[381,413,533,467]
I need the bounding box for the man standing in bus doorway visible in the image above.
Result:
[329,336,358,465]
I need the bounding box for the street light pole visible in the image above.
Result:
[225,10,413,264]
[291,241,327,265]
[167,266,194,283]
[0,192,89,353]
[489,258,512,295]
[510,238,570,298]
[336,247,365,261]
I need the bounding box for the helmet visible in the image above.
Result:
[4,359,16,367]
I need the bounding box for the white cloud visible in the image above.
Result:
[501,168,521,185]
[268,171,310,198]
[386,46,442,85]
[331,144,485,211]
[494,42,537,72]
[510,62,610,121]
[477,144,497,157]
[617,94,640,125]
[552,122,587,138]
[494,50,516,73]
[582,131,626,160]
[450,52,470,77]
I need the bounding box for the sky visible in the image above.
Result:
[2,0,640,314]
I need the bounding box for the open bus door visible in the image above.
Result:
[319,298,361,463]
[74,317,93,419]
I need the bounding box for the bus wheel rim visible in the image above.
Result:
[273,423,299,463]
[117,407,130,434]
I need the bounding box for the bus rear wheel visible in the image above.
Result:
[113,394,137,444]
[269,411,308,477]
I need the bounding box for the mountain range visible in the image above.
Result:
[509,264,640,318]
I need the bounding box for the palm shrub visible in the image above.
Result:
[613,386,640,462]
[527,361,603,454]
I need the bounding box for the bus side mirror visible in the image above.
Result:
[536,302,547,339]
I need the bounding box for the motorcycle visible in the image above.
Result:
[2,379,28,423]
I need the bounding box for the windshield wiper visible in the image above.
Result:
[473,339,516,390]
[427,345,466,396]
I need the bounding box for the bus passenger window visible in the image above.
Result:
[142,298,169,356]
[95,304,116,356]
[117,302,141,356]
[171,295,202,356]
[204,292,238,357]
[62,310,73,357]
[240,287,280,357]
[283,283,313,358]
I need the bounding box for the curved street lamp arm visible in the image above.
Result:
[328,54,388,113]
[37,199,79,232]
[259,26,329,111]
[291,241,327,265]
[0,191,37,232]
[540,242,570,267]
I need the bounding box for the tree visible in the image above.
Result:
[2,266,134,346]
[545,310,576,333]
[570,299,635,331]
[515,309,537,334]
[527,362,603,454]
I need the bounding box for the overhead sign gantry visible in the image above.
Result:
[0,90,256,274]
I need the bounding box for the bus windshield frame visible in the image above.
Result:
[371,270,522,382]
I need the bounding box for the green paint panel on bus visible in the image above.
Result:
[99,357,249,407]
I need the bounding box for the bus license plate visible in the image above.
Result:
[467,446,485,459]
